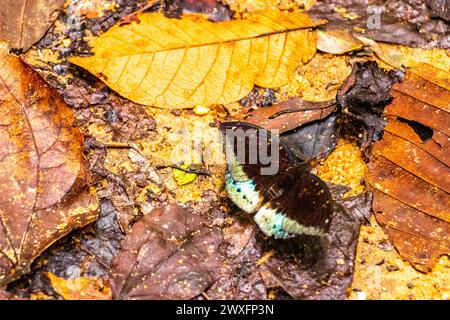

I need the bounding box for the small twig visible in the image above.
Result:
[156,164,211,176]
[201,292,211,300]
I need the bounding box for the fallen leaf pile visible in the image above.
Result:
[0,46,98,286]
[368,63,450,273]
[0,0,448,301]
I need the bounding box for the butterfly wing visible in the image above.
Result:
[220,121,297,214]
[254,170,333,238]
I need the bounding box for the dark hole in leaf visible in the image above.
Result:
[398,117,434,142]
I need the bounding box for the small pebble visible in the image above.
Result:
[193,105,210,115]
[407,283,414,289]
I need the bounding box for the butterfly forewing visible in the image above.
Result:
[220,121,333,237]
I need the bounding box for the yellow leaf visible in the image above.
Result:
[317,29,363,54]
[70,11,322,109]
[173,164,198,186]
[46,273,112,300]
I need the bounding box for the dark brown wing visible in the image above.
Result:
[220,121,299,197]
[265,170,333,235]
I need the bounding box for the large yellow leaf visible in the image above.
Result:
[70,11,321,109]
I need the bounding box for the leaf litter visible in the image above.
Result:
[1,0,449,300]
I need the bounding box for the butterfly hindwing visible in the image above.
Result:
[254,170,332,238]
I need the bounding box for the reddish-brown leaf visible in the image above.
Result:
[0,0,64,51]
[240,98,337,133]
[368,63,450,272]
[109,204,222,300]
[0,47,98,286]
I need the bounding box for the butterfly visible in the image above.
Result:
[220,121,333,239]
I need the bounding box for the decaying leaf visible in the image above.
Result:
[110,205,222,299]
[0,48,98,286]
[241,97,337,133]
[70,10,322,108]
[0,0,64,51]
[46,272,112,300]
[337,61,403,154]
[317,29,364,54]
[368,63,450,273]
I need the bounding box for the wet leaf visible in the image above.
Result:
[0,0,64,51]
[70,10,322,108]
[368,63,450,272]
[0,48,98,286]
[317,29,364,54]
[46,272,112,300]
[109,204,222,299]
[242,97,337,133]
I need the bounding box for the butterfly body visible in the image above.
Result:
[221,122,333,239]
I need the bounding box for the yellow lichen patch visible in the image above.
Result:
[277,53,352,102]
[86,123,113,144]
[103,148,137,176]
[317,140,366,197]
[350,216,450,300]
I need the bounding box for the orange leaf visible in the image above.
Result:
[46,273,112,300]
[70,10,322,108]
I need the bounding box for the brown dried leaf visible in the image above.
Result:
[0,0,64,51]
[241,97,337,133]
[0,48,98,286]
[368,63,450,272]
[70,10,322,108]
[109,204,222,299]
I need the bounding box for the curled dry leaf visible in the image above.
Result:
[0,48,98,286]
[46,272,112,300]
[317,29,364,55]
[110,205,222,299]
[0,0,64,51]
[368,63,450,273]
[241,97,337,133]
[70,10,322,108]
